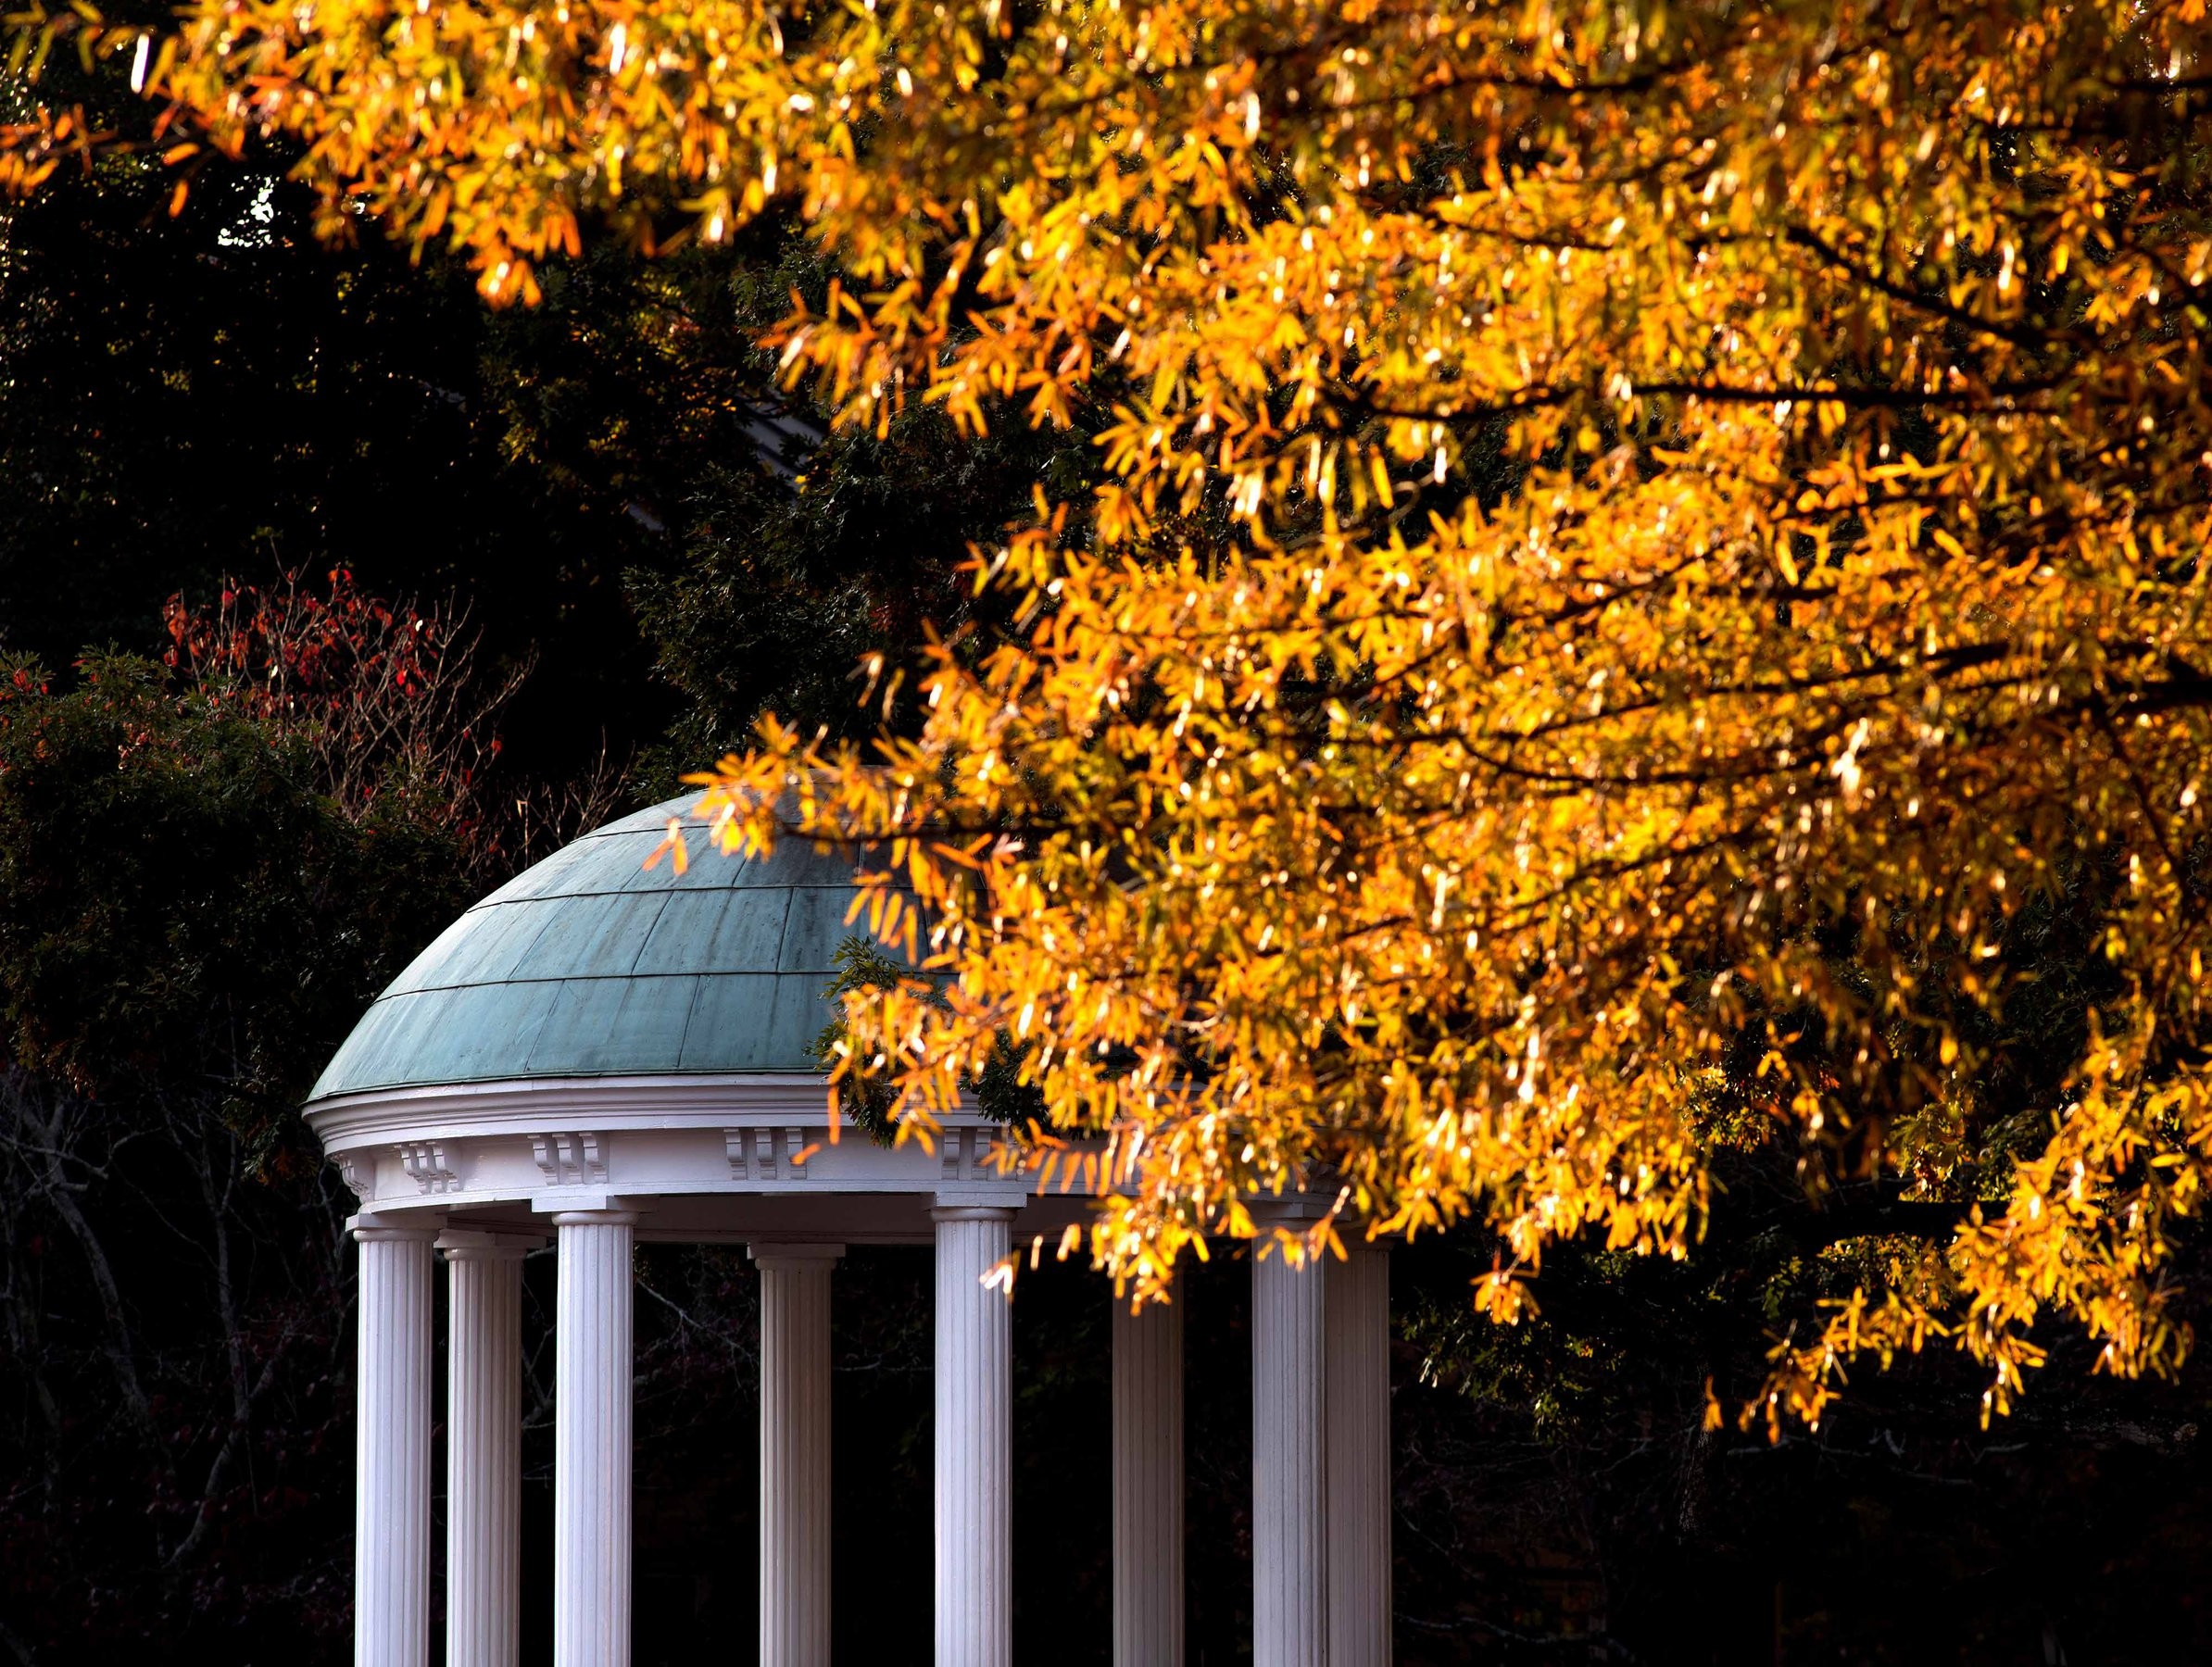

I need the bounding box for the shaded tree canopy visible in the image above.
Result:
[0,641,471,1654]
[0,111,1075,779]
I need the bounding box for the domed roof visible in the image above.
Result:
[308,796,870,1102]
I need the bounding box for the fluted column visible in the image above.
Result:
[1252,1245,1326,1667]
[1326,1241,1391,1667]
[933,1205,1015,1667]
[442,1233,531,1667]
[1112,1286,1185,1667]
[353,1213,440,1667]
[553,1210,636,1667]
[751,1243,843,1667]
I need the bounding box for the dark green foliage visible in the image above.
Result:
[1389,1222,2212,1664]
[0,135,779,787]
[622,203,1100,773]
[0,94,1091,782]
[0,649,469,1145]
[972,1034,1049,1128]
[0,650,472,1659]
[629,402,1094,784]
[810,934,1046,1142]
[810,934,909,1143]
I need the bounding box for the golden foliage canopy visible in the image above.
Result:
[15,0,2212,1427]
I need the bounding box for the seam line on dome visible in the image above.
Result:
[360,970,842,1000]
[458,881,868,918]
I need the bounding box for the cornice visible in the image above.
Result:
[306,1072,990,1150]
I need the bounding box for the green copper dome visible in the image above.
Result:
[308,796,866,1101]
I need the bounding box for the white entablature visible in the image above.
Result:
[315,1072,1056,1235]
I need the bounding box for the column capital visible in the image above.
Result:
[439,1229,544,1260]
[548,1209,641,1228]
[350,1210,446,1243]
[931,1201,1019,1223]
[1245,1191,1336,1228]
[1243,1157,1348,1223]
[534,1188,647,1220]
[748,1241,846,1272]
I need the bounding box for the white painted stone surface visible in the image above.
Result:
[553,1210,636,1667]
[933,1205,1015,1667]
[353,1216,439,1667]
[1112,1286,1185,1667]
[753,1243,843,1667]
[443,1233,530,1667]
[1252,1248,1326,1667]
[1326,1242,1392,1667]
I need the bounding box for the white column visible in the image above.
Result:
[353,1213,439,1667]
[553,1210,636,1667]
[933,1205,1015,1667]
[1326,1242,1391,1667]
[1251,1245,1326,1667]
[751,1243,843,1667]
[1112,1286,1184,1667]
[442,1233,530,1667]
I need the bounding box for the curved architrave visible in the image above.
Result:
[309,1072,1051,1222]
[311,1072,875,1147]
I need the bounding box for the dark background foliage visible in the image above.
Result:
[0,135,2206,1667]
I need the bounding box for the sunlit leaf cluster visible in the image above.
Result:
[14,0,2212,1426]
